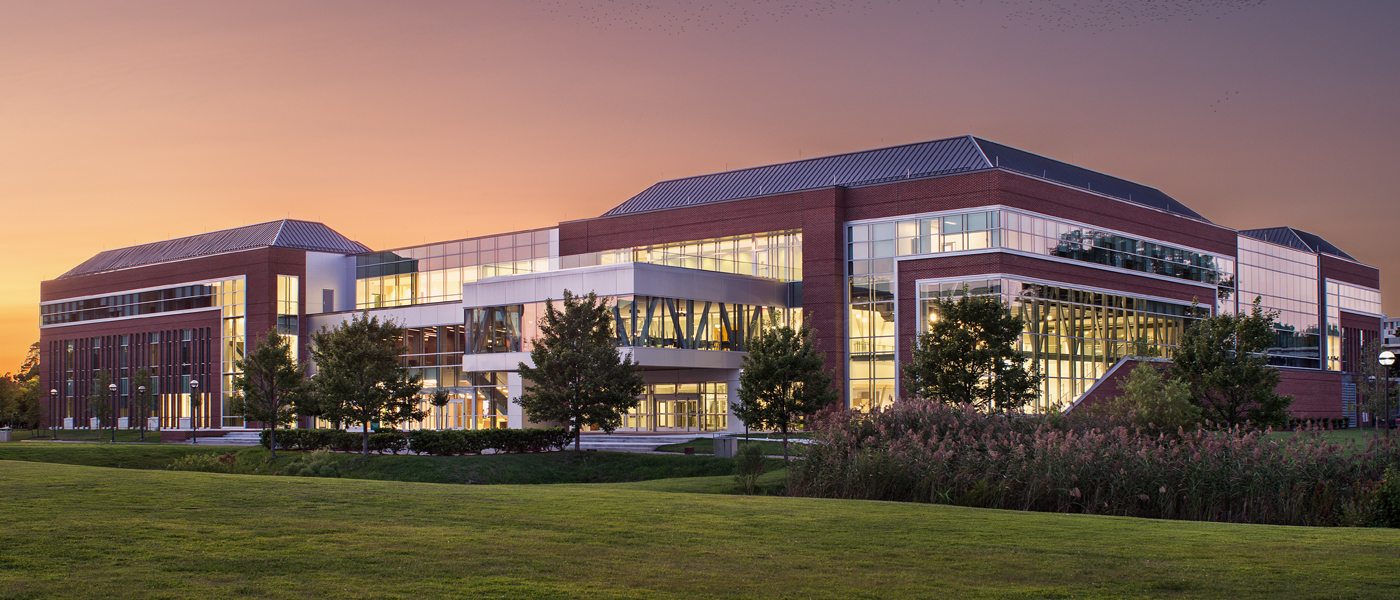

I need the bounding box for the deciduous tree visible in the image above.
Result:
[1170,298,1292,429]
[1083,361,1201,434]
[902,289,1040,412]
[230,330,307,458]
[309,313,424,456]
[732,324,837,463]
[515,290,645,452]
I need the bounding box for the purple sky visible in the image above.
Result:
[3,0,1397,369]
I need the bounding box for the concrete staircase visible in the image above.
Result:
[201,430,264,445]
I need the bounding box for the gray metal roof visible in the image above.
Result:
[972,138,1205,220]
[601,135,1208,222]
[1240,227,1356,261]
[59,220,370,279]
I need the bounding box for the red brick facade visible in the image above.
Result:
[38,248,308,431]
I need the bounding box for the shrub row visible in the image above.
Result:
[260,427,571,455]
[791,401,1400,527]
[405,428,572,455]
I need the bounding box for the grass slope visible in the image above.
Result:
[2,461,1398,599]
[0,442,743,485]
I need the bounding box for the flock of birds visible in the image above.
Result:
[529,0,1273,34]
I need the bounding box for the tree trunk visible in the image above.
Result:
[574,426,581,453]
[362,423,370,457]
[781,424,789,466]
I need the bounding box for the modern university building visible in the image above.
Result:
[38,135,1385,439]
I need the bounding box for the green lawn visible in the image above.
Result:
[1267,428,1395,444]
[1,461,1398,599]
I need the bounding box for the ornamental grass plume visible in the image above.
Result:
[789,400,1400,526]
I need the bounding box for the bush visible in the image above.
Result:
[1080,362,1201,435]
[282,449,345,478]
[263,427,572,455]
[734,443,767,495]
[1371,467,1400,528]
[792,400,1400,526]
[167,453,237,474]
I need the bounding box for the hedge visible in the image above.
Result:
[260,427,572,455]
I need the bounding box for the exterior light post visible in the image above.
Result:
[1381,351,1396,437]
[137,385,147,442]
[189,378,199,445]
[107,382,118,443]
[50,389,58,440]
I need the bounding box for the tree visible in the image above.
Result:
[902,289,1041,412]
[0,374,16,428]
[428,388,451,430]
[1356,338,1396,435]
[732,324,838,463]
[130,368,155,441]
[309,313,425,456]
[87,369,113,430]
[1170,298,1293,429]
[229,330,307,459]
[515,290,646,452]
[18,377,41,433]
[1084,362,1201,434]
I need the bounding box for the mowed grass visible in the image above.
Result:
[2,462,1399,599]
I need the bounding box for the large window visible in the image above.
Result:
[42,284,220,325]
[917,278,1207,413]
[356,229,555,308]
[1237,236,1321,369]
[1326,280,1383,372]
[561,230,803,282]
[465,297,799,355]
[845,208,1230,412]
[214,278,246,427]
[399,371,509,431]
[621,382,729,432]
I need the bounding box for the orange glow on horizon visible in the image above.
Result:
[3,2,1398,372]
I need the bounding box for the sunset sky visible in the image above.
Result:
[3,0,1397,371]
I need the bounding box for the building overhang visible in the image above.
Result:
[461,262,792,308]
[462,346,745,373]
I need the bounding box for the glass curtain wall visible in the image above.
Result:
[466,297,799,355]
[356,229,555,308]
[1236,236,1322,369]
[402,371,509,430]
[214,278,246,427]
[918,278,1206,412]
[41,283,223,325]
[621,382,728,432]
[401,325,466,389]
[847,208,1231,411]
[561,230,803,282]
[1326,280,1383,372]
[357,229,802,309]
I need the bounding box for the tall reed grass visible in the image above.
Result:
[790,401,1400,526]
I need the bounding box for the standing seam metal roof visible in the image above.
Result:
[58,219,370,279]
[600,135,1207,222]
[1239,227,1356,261]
